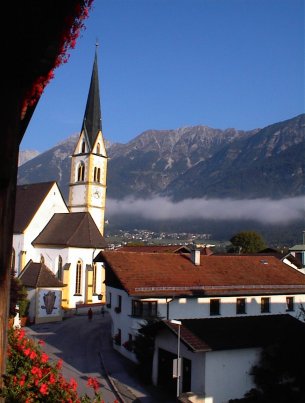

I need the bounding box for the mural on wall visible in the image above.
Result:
[38,289,61,317]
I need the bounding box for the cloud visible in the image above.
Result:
[106,196,305,224]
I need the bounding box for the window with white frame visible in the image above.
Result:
[210,299,220,316]
[132,300,158,317]
[261,297,270,313]
[286,296,294,311]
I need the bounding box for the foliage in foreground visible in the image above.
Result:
[229,330,305,403]
[133,316,162,384]
[0,326,111,402]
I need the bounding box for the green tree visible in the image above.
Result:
[229,231,267,253]
[133,317,162,384]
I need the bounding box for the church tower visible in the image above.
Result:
[68,47,108,235]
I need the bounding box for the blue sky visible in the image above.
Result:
[21,0,304,152]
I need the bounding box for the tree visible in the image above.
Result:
[229,231,267,253]
[133,317,162,384]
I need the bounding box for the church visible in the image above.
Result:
[12,49,108,323]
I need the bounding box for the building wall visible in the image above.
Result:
[205,348,260,403]
[157,294,305,321]
[153,329,205,397]
[13,183,68,274]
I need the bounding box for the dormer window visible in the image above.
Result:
[77,162,85,182]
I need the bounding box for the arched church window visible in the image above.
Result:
[94,167,101,183]
[81,141,86,153]
[94,167,97,182]
[77,162,85,182]
[92,263,97,294]
[57,256,63,281]
[75,260,82,295]
[40,254,45,264]
[96,143,100,154]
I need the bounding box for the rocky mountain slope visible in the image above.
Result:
[18,114,305,202]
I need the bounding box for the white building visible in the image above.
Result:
[12,49,108,321]
[94,248,305,402]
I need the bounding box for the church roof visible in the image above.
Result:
[81,49,102,150]
[32,212,107,248]
[19,261,64,288]
[164,314,305,352]
[14,182,56,233]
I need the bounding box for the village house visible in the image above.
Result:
[94,247,305,402]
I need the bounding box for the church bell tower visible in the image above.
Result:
[68,47,108,235]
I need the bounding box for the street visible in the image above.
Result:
[25,311,177,403]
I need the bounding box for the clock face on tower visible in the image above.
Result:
[93,189,101,199]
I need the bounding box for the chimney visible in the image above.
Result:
[190,245,201,266]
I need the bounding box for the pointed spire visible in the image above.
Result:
[81,44,102,149]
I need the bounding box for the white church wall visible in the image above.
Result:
[66,247,102,308]
[13,183,68,271]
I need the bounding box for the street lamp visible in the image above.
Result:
[170,319,182,398]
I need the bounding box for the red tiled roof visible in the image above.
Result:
[100,251,305,297]
[19,261,64,288]
[165,314,305,352]
[32,212,107,248]
[14,182,56,233]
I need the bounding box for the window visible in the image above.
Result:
[75,260,82,295]
[57,256,63,280]
[93,167,101,182]
[81,141,86,153]
[92,263,97,294]
[107,292,112,308]
[96,143,100,154]
[210,299,220,316]
[77,162,85,181]
[261,297,270,313]
[236,298,246,314]
[40,254,45,264]
[115,295,122,313]
[286,296,294,311]
[132,300,158,317]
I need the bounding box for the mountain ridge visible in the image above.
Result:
[18,113,305,202]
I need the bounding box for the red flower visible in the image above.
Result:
[87,376,100,392]
[56,358,63,369]
[39,383,48,395]
[41,352,49,363]
[31,366,42,378]
[49,372,56,384]
[69,377,78,391]
[38,339,45,346]
[19,375,26,386]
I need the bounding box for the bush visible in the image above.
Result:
[0,325,113,402]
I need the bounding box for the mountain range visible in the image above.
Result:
[18,114,305,202]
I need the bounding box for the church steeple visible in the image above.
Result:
[81,46,102,150]
[68,47,108,236]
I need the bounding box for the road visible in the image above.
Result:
[26,313,121,402]
[26,312,177,403]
